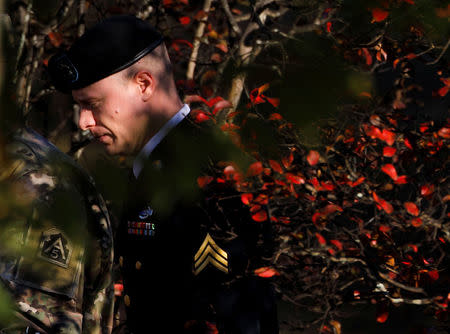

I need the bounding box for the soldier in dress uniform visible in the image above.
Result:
[48,15,279,334]
[0,128,114,334]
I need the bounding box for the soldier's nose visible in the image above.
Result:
[78,109,96,130]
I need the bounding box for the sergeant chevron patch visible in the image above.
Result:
[193,233,229,275]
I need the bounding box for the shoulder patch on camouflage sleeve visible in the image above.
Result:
[38,228,73,268]
[193,233,229,275]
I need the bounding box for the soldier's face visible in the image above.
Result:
[73,72,152,156]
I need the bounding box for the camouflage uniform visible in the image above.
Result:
[0,128,114,334]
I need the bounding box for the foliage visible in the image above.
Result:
[1,0,449,332]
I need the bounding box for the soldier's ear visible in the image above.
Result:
[135,71,155,101]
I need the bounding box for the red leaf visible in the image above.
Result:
[241,193,253,205]
[438,127,450,139]
[191,110,211,123]
[428,270,439,281]
[252,210,268,222]
[326,21,332,33]
[330,239,343,250]
[371,8,389,23]
[381,164,398,180]
[179,16,191,25]
[383,146,397,157]
[285,173,305,185]
[373,192,394,214]
[268,113,283,120]
[394,175,408,184]
[362,48,373,66]
[212,100,233,115]
[364,124,382,139]
[269,160,283,173]
[404,202,419,216]
[215,42,228,53]
[349,176,365,187]
[379,225,391,233]
[247,161,263,176]
[316,233,326,245]
[254,194,269,205]
[307,150,320,166]
[376,311,389,323]
[404,137,413,149]
[282,152,294,169]
[48,31,63,47]
[420,184,434,196]
[254,267,280,278]
[380,129,396,145]
[411,217,422,227]
[170,39,193,50]
[197,175,213,188]
[322,204,343,215]
[266,97,280,108]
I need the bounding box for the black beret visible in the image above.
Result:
[48,15,163,92]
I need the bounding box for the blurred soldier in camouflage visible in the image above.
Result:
[0,127,114,334]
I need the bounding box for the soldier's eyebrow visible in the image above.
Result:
[75,97,103,106]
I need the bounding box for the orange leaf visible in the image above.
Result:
[316,233,326,245]
[381,164,398,180]
[371,8,389,23]
[254,267,280,278]
[269,160,283,173]
[307,150,320,166]
[404,202,419,216]
[197,175,213,188]
[247,161,263,176]
[179,16,191,25]
[383,146,397,157]
[252,210,268,222]
[241,193,253,205]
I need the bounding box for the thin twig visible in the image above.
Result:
[427,38,450,65]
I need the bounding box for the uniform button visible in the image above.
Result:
[135,261,142,270]
[124,295,131,307]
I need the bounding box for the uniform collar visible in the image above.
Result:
[132,104,190,178]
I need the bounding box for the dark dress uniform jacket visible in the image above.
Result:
[116,116,278,334]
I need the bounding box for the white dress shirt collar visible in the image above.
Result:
[132,104,190,178]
